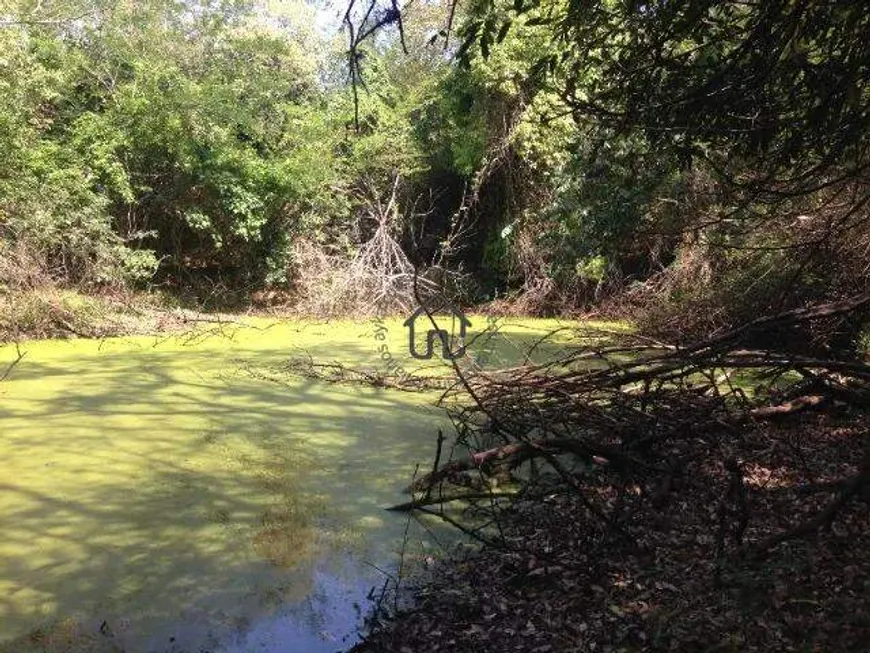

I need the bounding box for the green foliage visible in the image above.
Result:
[0,0,470,298]
[4,0,865,331]
[459,0,870,228]
[0,21,141,286]
[413,0,870,322]
[544,133,684,261]
[0,0,356,292]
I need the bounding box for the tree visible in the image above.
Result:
[347,0,870,328]
[1,0,352,292]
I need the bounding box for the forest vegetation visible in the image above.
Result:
[1,0,869,651]
[1,0,869,341]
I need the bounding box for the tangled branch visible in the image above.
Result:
[406,293,870,561]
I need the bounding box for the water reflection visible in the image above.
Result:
[218,562,376,653]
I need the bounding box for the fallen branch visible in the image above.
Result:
[387,491,516,512]
[409,436,660,493]
[750,394,829,419]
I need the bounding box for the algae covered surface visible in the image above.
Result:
[0,316,582,652]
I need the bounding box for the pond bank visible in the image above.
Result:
[353,411,870,653]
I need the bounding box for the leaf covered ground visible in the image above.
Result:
[354,411,869,652]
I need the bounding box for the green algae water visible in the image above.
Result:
[0,316,579,652]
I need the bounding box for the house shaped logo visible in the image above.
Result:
[403,297,472,360]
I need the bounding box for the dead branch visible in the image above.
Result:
[394,293,870,560]
[409,436,662,493]
[387,491,516,512]
[750,395,829,419]
[292,176,448,316]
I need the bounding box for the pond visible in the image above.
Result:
[0,316,576,653]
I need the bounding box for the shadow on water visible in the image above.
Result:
[0,317,587,652]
